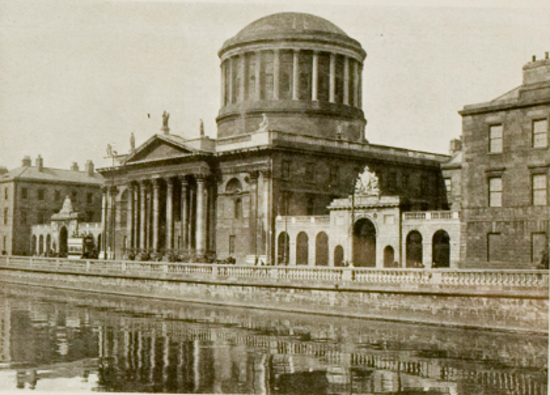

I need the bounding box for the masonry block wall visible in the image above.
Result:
[460,58,550,268]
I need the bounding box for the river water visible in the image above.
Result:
[0,283,547,394]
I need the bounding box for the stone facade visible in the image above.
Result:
[0,156,103,256]
[459,56,550,268]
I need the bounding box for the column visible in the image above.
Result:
[101,187,109,257]
[273,49,280,100]
[255,51,261,100]
[109,187,118,259]
[180,178,188,250]
[165,178,173,251]
[195,176,207,254]
[343,56,350,105]
[357,63,363,109]
[249,172,259,256]
[240,54,246,103]
[220,62,225,108]
[292,49,299,100]
[152,178,160,252]
[133,187,139,249]
[329,53,336,103]
[353,60,359,107]
[312,51,319,101]
[228,57,233,104]
[139,182,147,251]
[262,171,271,263]
[127,184,134,251]
[189,184,195,250]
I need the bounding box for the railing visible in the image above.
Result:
[0,255,547,290]
[403,211,459,221]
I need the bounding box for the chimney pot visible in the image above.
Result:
[532,55,536,62]
[36,155,43,172]
[22,156,31,167]
[70,162,79,172]
[546,52,549,60]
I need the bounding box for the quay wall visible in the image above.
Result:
[0,256,547,333]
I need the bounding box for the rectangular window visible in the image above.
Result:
[229,235,235,255]
[37,189,45,200]
[281,161,290,179]
[21,211,26,225]
[531,233,547,263]
[2,236,5,252]
[4,187,7,200]
[487,233,502,262]
[401,173,409,189]
[388,172,397,190]
[87,193,93,205]
[72,191,77,202]
[234,198,242,219]
[532,119,548,148]
[444,178,452,194]
[21,188,28,199]
[329,167,339,186]
[282,192,290,215]
[305,163,315,183]
[3,208,7,225]
[489,125,503,153]
[37,212,44,225]
[532,174,547,206]
[488,177,502,207]
[55,190,61,201]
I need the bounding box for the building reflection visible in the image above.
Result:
[0,287,547,394]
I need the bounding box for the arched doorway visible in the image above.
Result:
[315,232,329,266]
[353,219,376,267]
[38,235,44,255]
[296,232,309,265]
[383,246,395,267]
[31,235,37,256]
[59,226,68,257]
[277,232,290,265]
[334,245,344,267]
[406,231,423,267]
[432,230,450,268]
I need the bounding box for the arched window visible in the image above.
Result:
[432,230,451,268]
[226,178,242,194]
[46,234,51,255]
[383,246,395,267]
[31,235,37,256]
[59,227,68,257]
[406,231,423,268]
[334,245,344,267]
[234,198,242,219]
[296,232,309,265]
[353,219,376,267]
[315,232,329,266]
[38,235,44,255]
[277,232,290,265]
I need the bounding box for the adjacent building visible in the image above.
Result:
[0,156,103,255]
[459,54,549,268]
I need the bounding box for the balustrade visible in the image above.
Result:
[0,255,547,291]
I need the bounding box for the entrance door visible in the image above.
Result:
[59,226,68,257]
[406,231,423,267]
[352,219,376,267]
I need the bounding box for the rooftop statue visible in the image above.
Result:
[162,111,170,128]
[354,166,380,197]
[130,132,135,150]
[258,113,269,133]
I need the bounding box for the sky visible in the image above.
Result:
[0,0,549,170]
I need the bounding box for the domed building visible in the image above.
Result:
[98,13,457,268]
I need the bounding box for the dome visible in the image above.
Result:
[235,12,347,39]
[219,12,362,56]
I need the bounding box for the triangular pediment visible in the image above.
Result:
[125,135,197,164]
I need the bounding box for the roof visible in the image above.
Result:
[0,165,103,185]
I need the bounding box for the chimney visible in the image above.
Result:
[532,55,537,62]
[36,155,43,172]
[22,156,31,167]
[546,52,549,60]
[523,52,550,85]
[449,138,462,155]
[70,162,79,172]
[0,167,8,176]
[85,160,94,176]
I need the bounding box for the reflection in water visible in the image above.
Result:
[0,284,547,394]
